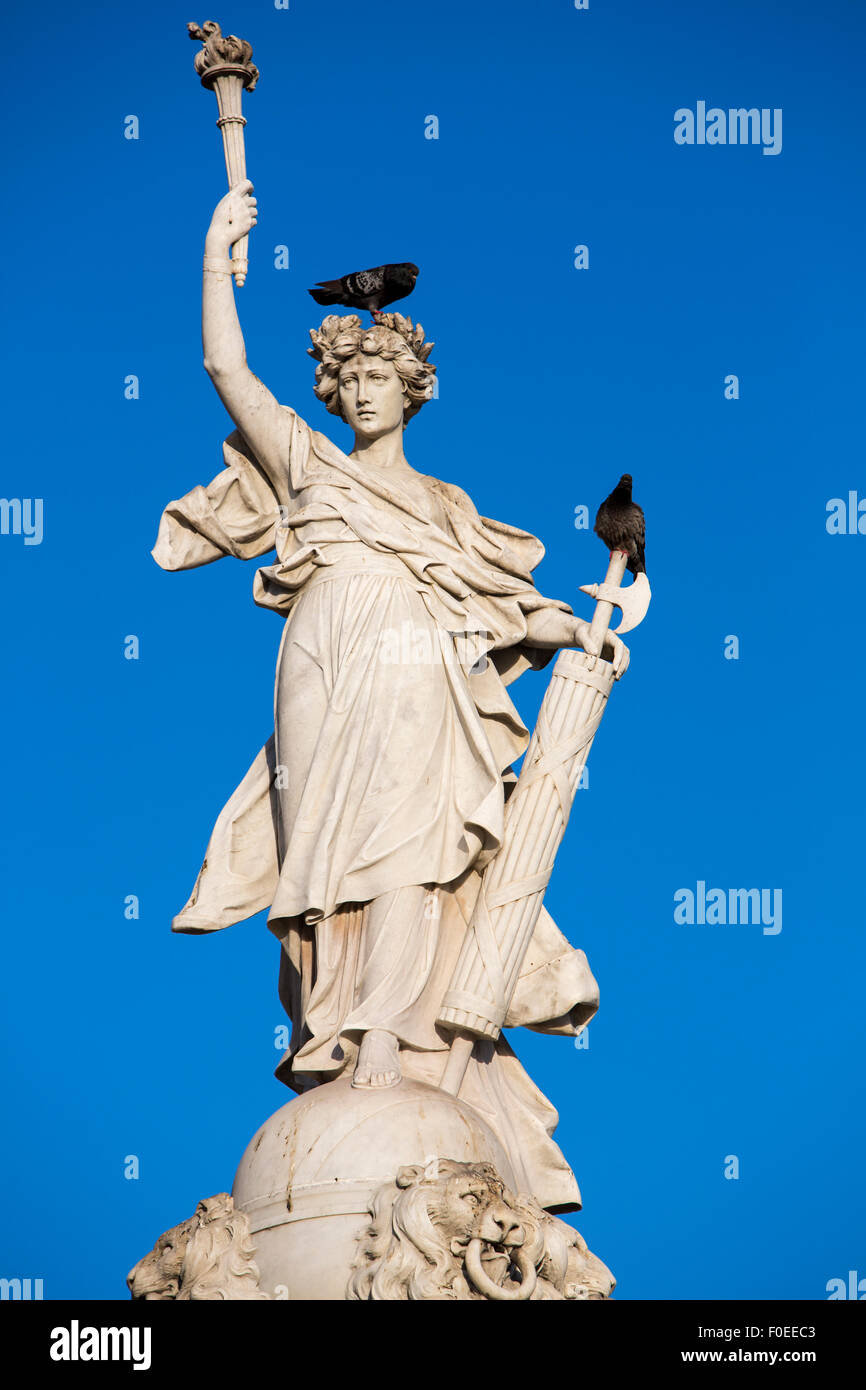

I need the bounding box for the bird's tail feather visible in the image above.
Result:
[308,286,344,306]
[627,545,647,577]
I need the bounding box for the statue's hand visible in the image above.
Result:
[205,180,258,253]
[573,619,630,678]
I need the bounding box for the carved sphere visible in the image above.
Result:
[232,1075,516,1300]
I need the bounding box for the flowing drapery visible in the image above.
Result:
[152,409,599,1210]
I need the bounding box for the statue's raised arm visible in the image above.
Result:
[201,179,293,493]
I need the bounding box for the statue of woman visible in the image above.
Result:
[153,183,628,1211]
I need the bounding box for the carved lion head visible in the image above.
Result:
[127,1193,268,1301]
[348,1157,615,1301]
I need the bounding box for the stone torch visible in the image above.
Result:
[188,21,259,286]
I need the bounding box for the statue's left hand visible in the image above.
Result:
[573,619,630,678]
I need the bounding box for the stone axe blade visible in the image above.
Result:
[579,568,651,636]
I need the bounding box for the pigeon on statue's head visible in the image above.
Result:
[308,263,420,319]
[593,474,646,576]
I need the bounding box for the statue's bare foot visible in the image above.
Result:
[352,1029,402,1089]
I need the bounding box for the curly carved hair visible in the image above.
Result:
[308,312,436,424]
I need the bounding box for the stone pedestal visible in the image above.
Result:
[128,1075,615,1300]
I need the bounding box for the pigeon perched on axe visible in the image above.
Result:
[593,473,646,577]
[308,262,420,318]
[578,474,651,639]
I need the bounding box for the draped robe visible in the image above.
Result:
[152,406,600,1212]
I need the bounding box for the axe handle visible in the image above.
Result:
[440,1031,475,1097]
[587,550,629,655]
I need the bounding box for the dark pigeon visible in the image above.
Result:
[308,262,419,317]
[594,473,646,576]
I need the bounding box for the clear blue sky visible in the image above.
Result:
[2,0,864,1299]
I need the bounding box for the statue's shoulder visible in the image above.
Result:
[425,475,480,518]
[425,477,537,546]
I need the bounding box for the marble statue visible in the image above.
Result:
[135,168,645,1299]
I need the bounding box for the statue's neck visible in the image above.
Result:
[349,428,410,473]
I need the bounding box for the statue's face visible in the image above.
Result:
[338,353,405,438]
